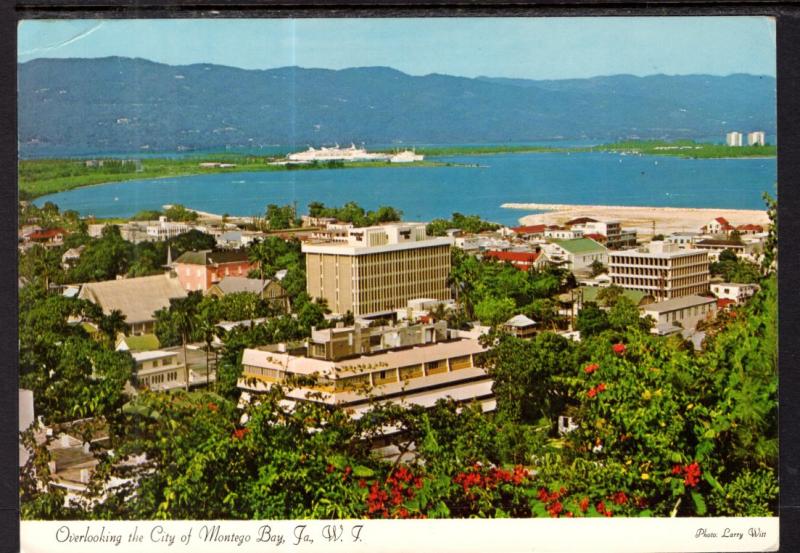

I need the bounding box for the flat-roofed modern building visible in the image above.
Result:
[609,241,709,300]
[641,295,717,335]
[302,223,453,316]
[238,334,493,417]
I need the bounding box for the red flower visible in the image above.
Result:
[597,383,607,393]
[671,465,682,475]
[612,343,626,355]
[584,363,599,374]
[537,488,549,502]
[579,497,589,513]
[548,501,563,517]
[596,501,608,516]
[684,462,701,488]
[612,491,628,505]
[325,464,334,473]
[207,402,218,412]
[231,427,249,440]
[587,387,597,398]
[358,479,367,488]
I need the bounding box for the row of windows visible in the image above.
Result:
[140,357,177,369]
[610,255,706,267]
[139,371,179,387]
[612,275,708,288]
[243,355,474,391]
[659,303,713,323]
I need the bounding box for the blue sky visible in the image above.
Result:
[18,17,775,79]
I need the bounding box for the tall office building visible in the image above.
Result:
[608,241,710,301]
[302,223,453,316]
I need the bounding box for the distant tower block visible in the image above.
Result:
[726,131,743,147]
[747,131,766,146]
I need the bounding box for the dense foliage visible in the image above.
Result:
[427,213,501,236]
[307,201,402,227]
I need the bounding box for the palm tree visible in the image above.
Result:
[194,307,218,388]
[248,239,275,288]
[98,309,129,344]
[171,297,196,391]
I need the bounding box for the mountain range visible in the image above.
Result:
[18,57,776,156]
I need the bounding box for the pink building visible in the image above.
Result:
[173,250,254,292]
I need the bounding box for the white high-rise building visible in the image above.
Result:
[726,132,743,147]
[747,131,766,146]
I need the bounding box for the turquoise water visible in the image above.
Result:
[35,152,776,226]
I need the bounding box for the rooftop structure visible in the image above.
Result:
[78,273,187,335]
[302,223,453,316]
[608,241,709,300]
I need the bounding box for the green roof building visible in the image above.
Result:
[545,238,608,274]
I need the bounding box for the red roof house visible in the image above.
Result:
[484,250,541,271]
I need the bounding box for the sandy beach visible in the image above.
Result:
[503,202,769,238]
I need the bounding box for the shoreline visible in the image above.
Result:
[22,159,448,201]
[504,202,769,237]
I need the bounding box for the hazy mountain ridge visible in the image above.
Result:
[18,57,776,155]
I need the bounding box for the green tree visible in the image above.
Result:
[474,297,516,327]
[169,229,217,258]
[70,225,134,282]
[164,204,199,222]
[265,204,296,229]
[576,302,610,336]
[590,259,607,277]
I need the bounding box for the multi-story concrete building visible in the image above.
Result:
[726,131,743,147]
[302,223,453,316]
[146,217,190,240]
[569,220,637,249]
[173,249,254,292]
[238,321,494,417]
[608,241,709,300]
[747,131,766,146]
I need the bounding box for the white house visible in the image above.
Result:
[710,282,759,304]
[543,238,608,274]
